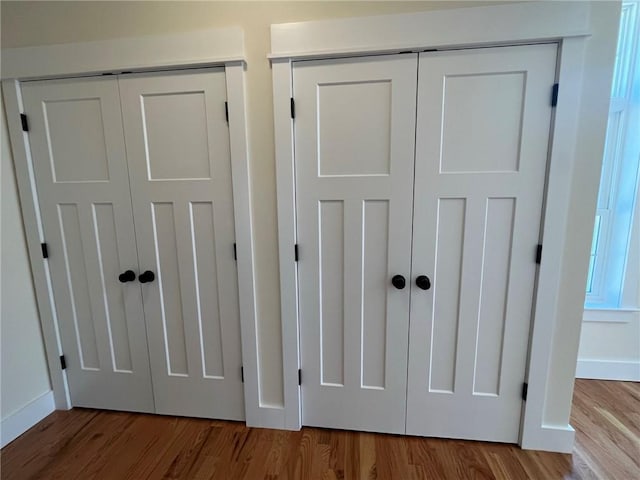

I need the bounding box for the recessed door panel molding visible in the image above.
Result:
[429,198,466,394]
[92,203,134,373]
[57,203,100,370]
[142,91,212,181]
[407,44,557,443]
[151,202,189,377]
[21,77,155,413]
[318,80,392,177]
[294,54,417,434]
[190,201,226,379]
[361,200,390,390]
[45,98,110,183]
[319,200,345,387]
[473,197,516,396]
[441,72,526,173]
[119,69,244,420]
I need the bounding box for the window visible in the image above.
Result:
[586,1,640,309]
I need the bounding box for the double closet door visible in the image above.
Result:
[22,69,244,420]
[294,44,557,442]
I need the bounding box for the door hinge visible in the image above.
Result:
[294,244,299,262]
[521,382,528,401]
[535,244,542,264]
[60,355,67,370]
[551,83,559,107]
[41,243,49,259]
[290,98,295,119]
[225,101,229,123]
[298,368,302,386]
[20,113,29,132]
[241,366,244,383]
[233,243,237,261]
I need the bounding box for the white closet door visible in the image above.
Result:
[294,54,417,434]
[118,69,244,420]
[21,78,154,412]
[407,44,557,442]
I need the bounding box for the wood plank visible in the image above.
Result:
[1,409,99,480]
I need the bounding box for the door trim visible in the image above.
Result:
[1,27,244,80]
[272,3,594,452]
[269,2,589,61]
[2,28,261,425]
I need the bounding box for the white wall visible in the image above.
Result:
[577,320,640,380]
[0,0,621,441]
[1,94,53,445]
[577,187,640,381]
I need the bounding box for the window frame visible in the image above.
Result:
[586,0,640,310]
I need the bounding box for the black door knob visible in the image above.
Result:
[138,270,155,283]
[118,270,136,283]
[416,275,431,290]
[391,275,406,290]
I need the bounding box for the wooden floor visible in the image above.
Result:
[1,379,638,479]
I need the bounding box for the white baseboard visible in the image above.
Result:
[576,359,640,381]
[521,424,576,453]
[1,390,55,448]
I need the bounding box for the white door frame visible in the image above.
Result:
[1,27,262,424]
[271,2,592,452]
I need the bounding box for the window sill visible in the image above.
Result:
[583,308,640,323]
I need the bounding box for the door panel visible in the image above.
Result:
[294,54,418,434]
[22,78,154,412]
[119,70,244,420]
[429,198,466,393]
[407,44,557,442]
